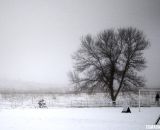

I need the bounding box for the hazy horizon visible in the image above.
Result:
[0,0,160,89]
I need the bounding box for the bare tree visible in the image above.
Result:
[70,27,150,104]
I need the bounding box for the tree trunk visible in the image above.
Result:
[111,95,116,107]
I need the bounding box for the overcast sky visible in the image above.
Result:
[0,0,160,88]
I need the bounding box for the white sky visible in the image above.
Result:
[0,0,160,88]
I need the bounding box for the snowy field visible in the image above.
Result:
[0,92,149,108]
[0,107,159,130]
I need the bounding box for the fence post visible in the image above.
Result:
[138,89,141,112]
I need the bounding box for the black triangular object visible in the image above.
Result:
[122,106,131,113]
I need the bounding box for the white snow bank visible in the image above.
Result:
[0,107,159,130]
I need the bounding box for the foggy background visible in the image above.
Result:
[0,0,160,91]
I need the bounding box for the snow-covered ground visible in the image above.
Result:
[0,107,159,130]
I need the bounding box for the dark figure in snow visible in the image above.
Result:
[38,99,47,108]
[155,93,160,106]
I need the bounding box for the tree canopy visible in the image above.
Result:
[70,27,150,103]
